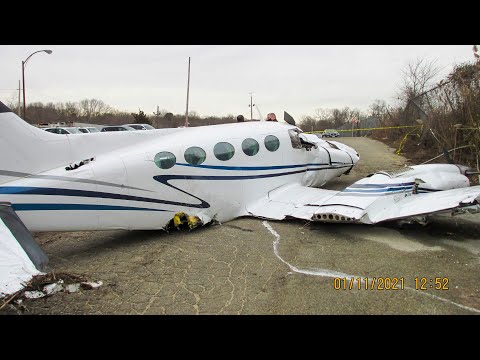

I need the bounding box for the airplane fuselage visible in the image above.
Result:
[0,121,359,231]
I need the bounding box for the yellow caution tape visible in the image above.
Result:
[395,128,421,155]
[305,124,424,155]
[305,125,421,134]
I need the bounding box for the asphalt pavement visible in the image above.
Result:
[3,137,479,315]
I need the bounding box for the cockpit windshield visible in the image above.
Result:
[288,129,302,149]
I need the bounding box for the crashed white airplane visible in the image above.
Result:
[1,100,480,295]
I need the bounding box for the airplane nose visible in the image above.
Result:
[350,151,360,164]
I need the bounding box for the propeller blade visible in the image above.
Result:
[284,111,296,125]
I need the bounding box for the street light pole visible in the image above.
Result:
[22,49,52,120]
[22,61,26,119]
[185,56,191,128]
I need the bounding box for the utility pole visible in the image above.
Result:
[185,57,191,128]
[22,61,26,119]
[248,92,255,120]
[17,80,21,116]
[153,105,161,128]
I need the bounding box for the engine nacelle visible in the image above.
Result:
[416,172,469,192]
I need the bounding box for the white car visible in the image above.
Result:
[124,123,155,130]
[77,127,100,133]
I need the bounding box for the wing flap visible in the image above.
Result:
[246,183,339,220]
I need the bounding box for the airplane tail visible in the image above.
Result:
[0,101,73,184]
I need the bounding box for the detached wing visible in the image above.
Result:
[246,181,480,225]
[0,204,48,296]
[246,183,340,220]
[356,186,480,224]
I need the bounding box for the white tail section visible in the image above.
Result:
[0,103,72,183]
[0,101,184,185]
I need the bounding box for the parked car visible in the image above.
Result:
[322,129,340,138]
[44,127,82,134]
[100,125,136,132]
[123,123,155,130]
[77,127,100,133]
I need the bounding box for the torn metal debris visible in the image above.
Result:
[0,272,103,311]
[168,212,204,230]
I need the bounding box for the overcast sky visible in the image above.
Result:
[0,45,475,121]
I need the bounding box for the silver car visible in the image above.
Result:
[322,129,340,138]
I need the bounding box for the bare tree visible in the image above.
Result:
[79,99,111,122]
[5,93,18,114]
[314,108,332,122]
[64,102,79,119]
[332,107,351,128]
[369,99,387,118]
[398,58,441,105]
[299,115,317,132]
[189,111,200,119]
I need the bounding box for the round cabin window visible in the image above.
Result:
[154,152,176,169]
[184,147,207,165]
[214,142,235,161]
[242,138,259,156]
[264,135,280,152]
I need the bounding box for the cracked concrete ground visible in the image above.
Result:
[2,138,480,314]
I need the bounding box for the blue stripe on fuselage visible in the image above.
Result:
[12,203,171,212]
[175,163,330,171]
[0,186,208,208]
[154,169,307,182]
